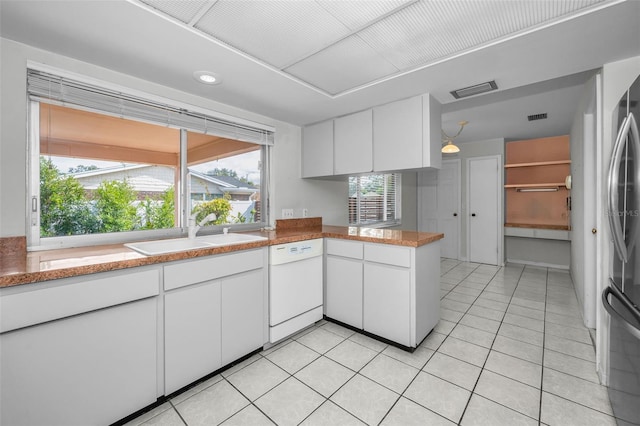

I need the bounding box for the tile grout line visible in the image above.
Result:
[456,262,526,425]
[537,266,550,426]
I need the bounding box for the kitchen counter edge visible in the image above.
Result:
[0,226,443,288]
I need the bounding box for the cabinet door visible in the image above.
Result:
[0,299,157,426]
[221,269,264,366]
[373,96,423,172]
[363,263,411,346]
[326,256,363,329]
[165,281,221,394]
[334,110,373,175]
[302,120,334,178]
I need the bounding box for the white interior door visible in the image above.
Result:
[418,160,460,259]
[468,156,501,265]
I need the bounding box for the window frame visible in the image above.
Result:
[348,173,401,228]
[27,67,272,251]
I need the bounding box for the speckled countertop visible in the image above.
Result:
[0,219,443,288]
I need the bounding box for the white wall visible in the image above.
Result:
[270,123,347,225]
[596,55,640,384]
[0,38,346,238]
[399,172,419,231]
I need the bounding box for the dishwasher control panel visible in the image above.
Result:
[269,238,323,265]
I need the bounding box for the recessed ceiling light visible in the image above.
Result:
[193,71,222,85]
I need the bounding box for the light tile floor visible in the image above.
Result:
[126,260,617,426]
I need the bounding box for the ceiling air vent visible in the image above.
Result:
[450,80,498,99]
[528,113,548,121]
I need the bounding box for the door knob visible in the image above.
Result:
[472,213,476,217]
[592,228,597,234]
[453,213,457,217]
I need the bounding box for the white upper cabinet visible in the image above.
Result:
[301,93,441,178]
[373,94,442,172]
[302,120,334,178]
[334,110,373,175]
[373,95,423,171]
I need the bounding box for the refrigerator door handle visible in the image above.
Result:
[607,112,640,262]
[602,283,640,341]
[624,113,640,256]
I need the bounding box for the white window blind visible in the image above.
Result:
[27,69,274,145]
[349,174,401,226]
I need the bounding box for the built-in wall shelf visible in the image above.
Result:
[505,135,571,229]
[505,223,570,231]
[504,224,571,241]
[504,183,566,189]
[504,160,571,168]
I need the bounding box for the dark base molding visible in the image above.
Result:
[110,347,263,426]
[323,315,432,353]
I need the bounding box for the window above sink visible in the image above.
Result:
[27,67,273,251]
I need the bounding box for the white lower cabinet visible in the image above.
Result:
[164,280,222,395]
[163,248,267,395]
[326,256,363,328]
[363,262,411,346]
[325,239,440,348]
[1,248,268,425]
[0,268,159,426]
[221,269,264,366]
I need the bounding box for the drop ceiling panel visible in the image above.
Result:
[194,0,352,69]
[317,0,415,31]
[140,0,210,24]
[358,0,607,70]
[285,35,399,96]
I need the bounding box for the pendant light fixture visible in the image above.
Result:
[441,120,468,154]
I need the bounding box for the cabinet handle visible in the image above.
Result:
[592,228,597,234]
[472,213,476,217]
[453,213,457,217]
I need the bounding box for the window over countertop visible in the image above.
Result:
[27,67,273,250]
[348,174,401,227]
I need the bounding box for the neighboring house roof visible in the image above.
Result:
[71,164,257,195]
[188,170,256,189]
[72,164,173,193]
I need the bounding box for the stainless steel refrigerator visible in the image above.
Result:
[603,73,640,426]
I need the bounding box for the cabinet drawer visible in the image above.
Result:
[0,268,159,333]
[364,243,411,268]
[164,249,264,290]
[326,239,363,259]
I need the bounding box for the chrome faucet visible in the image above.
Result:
[188,213,217,239]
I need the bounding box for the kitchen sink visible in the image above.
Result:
[196,233,267,246]
[125,233,267,255]
[125,238,214,256]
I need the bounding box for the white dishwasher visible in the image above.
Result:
[269,238,323,343]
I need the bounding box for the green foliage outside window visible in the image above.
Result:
[40,157,98,236]
[191,194,232,225]
[94,180,138,232]
[140,187,175,230]
[39,157,176,237]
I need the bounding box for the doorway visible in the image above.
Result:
[418,160,461,259]
[467,155,502,265]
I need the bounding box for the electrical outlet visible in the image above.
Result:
[302,208,308,217]
[282,209,294,218]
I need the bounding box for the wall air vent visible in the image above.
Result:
[450,80,498,99]
[528,113,548,121]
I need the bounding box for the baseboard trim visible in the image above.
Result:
[506,258,569,270]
